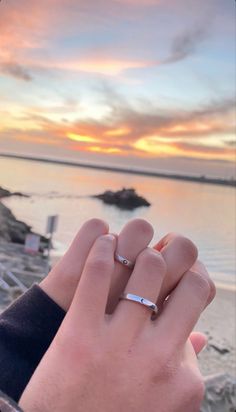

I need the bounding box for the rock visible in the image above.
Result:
[209,344,230,355]
[0,202,31,242]
[0,187,11,198]
[0,241,48,311]
[201,373,236,412]
[93,188,151,210]
[0,185,29,199]
[0,202,49,250]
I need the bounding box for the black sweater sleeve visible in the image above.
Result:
[0,285,65,402]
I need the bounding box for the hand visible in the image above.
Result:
[40,218,215,313]
[40,219,215,353]
[20,235,213,412]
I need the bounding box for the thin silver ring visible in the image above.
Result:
[119,293,158,315]
[115,253,135,269]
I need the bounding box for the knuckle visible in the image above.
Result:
[175,236,198,264]
[130,218,154,238]
[191,260,216,304]
[162,232,182,246]
[86,218,108,234]
[87,256,113,274]
[165,231,179,241]
[138,248,166,276]
[208,278,216,303]
[185,271,210,301]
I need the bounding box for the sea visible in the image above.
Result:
[1,156,235,289]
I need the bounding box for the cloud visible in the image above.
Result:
[0,0,211,81]
[98,85,235,142]
[163,25,208,64]
[174,141,235,156]
[37,57,151,76]
[2,90,235,163]
[0,62,33,81]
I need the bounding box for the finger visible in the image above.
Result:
[41,218,109,310]
[69,234,116,328]
[114,248,166,340]
[189,332,207,355]
[153,233,198,307]
[190,260,216,307]
[156,268,211,348]
[106,219,154,313]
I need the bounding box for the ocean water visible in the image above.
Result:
[1,157,235,288]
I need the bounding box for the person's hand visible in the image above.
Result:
[20,234,213,412]
[40,218,215,313]
[40,218,154,311]
[40,219,215,353]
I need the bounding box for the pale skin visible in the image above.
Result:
[19,219,215,411]
[39,218,215,349]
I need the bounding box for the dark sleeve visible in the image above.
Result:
[0,285,65,402]
[0,390,23,412]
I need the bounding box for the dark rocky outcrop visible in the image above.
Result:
[0,201,48,250]
[93,188,151,210]
[0,186,29,199]
[0,202,32,243]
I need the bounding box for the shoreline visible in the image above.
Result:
[1,152,235,188]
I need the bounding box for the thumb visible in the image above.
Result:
[189,332,207,354]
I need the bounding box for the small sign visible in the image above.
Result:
[46,215,58,235]
[24,234,40,254]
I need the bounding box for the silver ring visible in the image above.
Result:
[119,293,158,315]
[115,253,135,269]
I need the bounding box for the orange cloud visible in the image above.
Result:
[1,92,235,164]
[67,133,98,143]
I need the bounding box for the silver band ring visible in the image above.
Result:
[115,253,135,269]
[119,293,158,315]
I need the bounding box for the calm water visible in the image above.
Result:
[1,157,235,287]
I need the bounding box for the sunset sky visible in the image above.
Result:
[0,0,235,177]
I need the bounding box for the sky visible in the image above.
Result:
[0,0,235,177]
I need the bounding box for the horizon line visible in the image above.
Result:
[0,152,235,188]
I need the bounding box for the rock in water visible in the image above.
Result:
[0,187,12,198]
[93,188,151,210]
[0,186,29,199]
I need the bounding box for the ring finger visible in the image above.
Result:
[113,248,166,340]
[106,218,154,313]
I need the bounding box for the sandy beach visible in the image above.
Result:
[196,285,236,377]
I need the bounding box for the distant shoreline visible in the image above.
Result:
[1,152,235,187]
